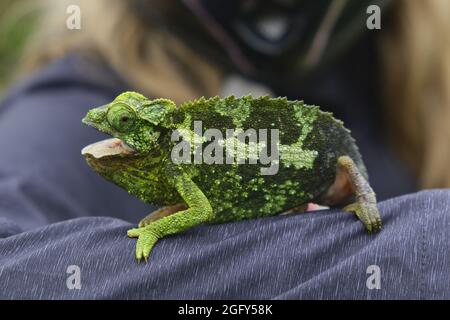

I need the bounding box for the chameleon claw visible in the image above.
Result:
[344,201,381,234]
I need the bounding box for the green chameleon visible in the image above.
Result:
[81,91,381,262]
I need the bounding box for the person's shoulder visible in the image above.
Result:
[0,53,128,114]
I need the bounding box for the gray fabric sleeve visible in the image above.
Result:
[1,189,449,299]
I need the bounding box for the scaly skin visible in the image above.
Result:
[82,91,381,262]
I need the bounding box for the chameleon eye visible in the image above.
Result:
[107,103,136,132]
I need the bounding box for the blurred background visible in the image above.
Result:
[1,0,450,201]
[0,0,39,91]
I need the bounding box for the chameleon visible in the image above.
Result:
[81,91,381,262]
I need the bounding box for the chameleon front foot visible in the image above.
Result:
[127,226,160,262]
[344,199,381,233]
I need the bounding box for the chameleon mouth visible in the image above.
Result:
[81,138,136,159]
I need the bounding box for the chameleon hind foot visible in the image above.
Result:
[336,156,382,233]
[344,198,381,233]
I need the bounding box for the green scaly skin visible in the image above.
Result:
[82,92,381,262]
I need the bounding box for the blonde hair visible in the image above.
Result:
[23,0,222,103]
[16,0,450,188]
[382,0,450,188]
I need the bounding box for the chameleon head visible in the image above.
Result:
[82,91,176,154]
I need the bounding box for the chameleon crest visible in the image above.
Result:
[82,92,381,262]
